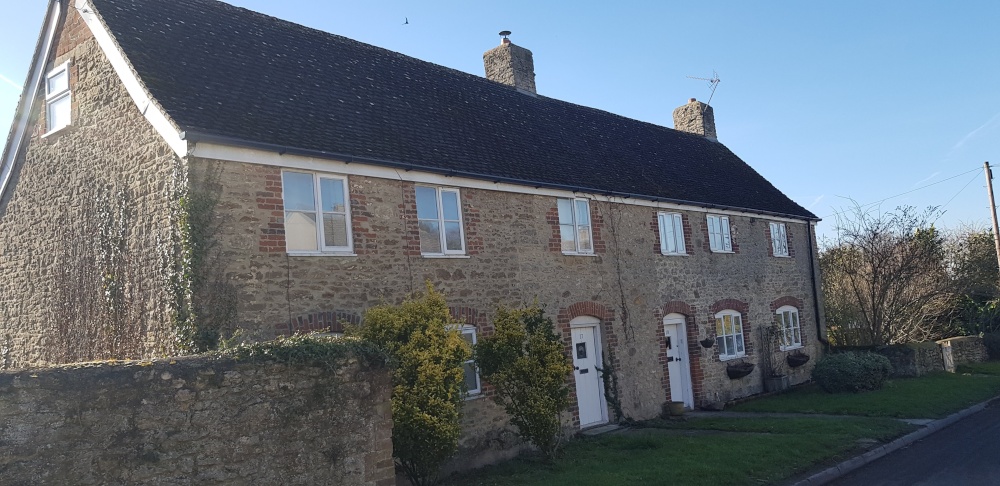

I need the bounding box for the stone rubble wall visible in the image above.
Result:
[0,7,178,367]
[0,354,394,485]
[938,336,989,372]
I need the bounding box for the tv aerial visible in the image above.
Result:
[685,71,721,106]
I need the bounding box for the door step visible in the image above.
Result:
[580,424,621,436]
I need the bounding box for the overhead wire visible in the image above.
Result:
[823,166,982,220]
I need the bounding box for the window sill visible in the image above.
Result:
[41,124,72,139]
[286,251,357,257]
[421,254,470,259]
[772,254,792,259]
[719,353,746,362]
[463,393,486,402]
[661,252,689,257]
[710,250,736,254]
[780,345,804,352]
[561,252,597,257]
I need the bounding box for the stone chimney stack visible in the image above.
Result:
[483,31,536,95]
[672,98,717,141]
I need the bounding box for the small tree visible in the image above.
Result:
[822,204,957,345]
[353,284,469,486]
[475,305,573,461]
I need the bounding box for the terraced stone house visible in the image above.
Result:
[1,0,825,467]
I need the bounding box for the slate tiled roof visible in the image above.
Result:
[89,0,816,220]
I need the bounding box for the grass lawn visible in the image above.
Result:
[442,417,914,486]
[731,361,1000,419]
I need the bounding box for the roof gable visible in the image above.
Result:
[89,0,815,219]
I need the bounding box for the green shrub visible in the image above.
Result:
[813,352,893,393]
[351,284,469,486]
[983,333,1000,360]
[475,305,573,460]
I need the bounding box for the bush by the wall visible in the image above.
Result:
[352,284,469,486]
[813,352,893,393]
[983,333,1000,360]
[475,305,573,461]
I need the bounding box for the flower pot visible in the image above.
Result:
[668,401,686,416]
[787,353,810,368]
[726,362,755,379]
[764,375,790,392]
[699,338,715,348]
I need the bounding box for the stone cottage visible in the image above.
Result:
[1,0,825,467]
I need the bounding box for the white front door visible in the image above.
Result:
[664,316,694,409]
[571,325,606,426]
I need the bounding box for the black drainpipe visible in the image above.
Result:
[807,223,829,346]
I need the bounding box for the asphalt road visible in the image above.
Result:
[829,402,1000,486]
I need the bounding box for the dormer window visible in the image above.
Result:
[45,61,71,134]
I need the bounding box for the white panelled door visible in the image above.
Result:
[571,324,606,426]
[664,315,694,409]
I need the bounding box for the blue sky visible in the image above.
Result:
[2,1,998,241]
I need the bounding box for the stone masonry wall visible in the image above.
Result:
[0,7,178,367]
[200,157,824,465]
[938,336,988,372]
[0,353,394,485]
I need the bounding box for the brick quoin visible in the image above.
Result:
[399,182,421,257]
[254,166,287,254]
[348,179,381,256]
[708,298,752,361]
[654,301,705,407]
[461,193,484,255]
[557,301,616,428]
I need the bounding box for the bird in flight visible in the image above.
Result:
[403,17,409,25]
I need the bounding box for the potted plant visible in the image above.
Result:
[699,337,715,348]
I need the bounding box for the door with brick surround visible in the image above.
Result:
[571,317,607,427]
[664,314,694,409]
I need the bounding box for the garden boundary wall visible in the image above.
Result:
[0,354,394,485]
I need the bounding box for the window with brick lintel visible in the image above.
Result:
[558,198,593,254]
[281,170,353,254]
[415,186,465,255]
[706,214,732,253]
[715,309,745,360]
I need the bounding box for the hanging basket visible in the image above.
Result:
[699,338,715,348]
[726,361,755,380]
[787,352,810,368]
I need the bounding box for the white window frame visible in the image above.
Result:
[770,222,789,257]
[281,170,354,255]
[657,212,686,255]
[44,61,72,134]
[714,309,746,360]
[558,197,594,255]
[415,185,466,256]
[706,215,733,253]
[776,306,802,350]
[459,325,481,397]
